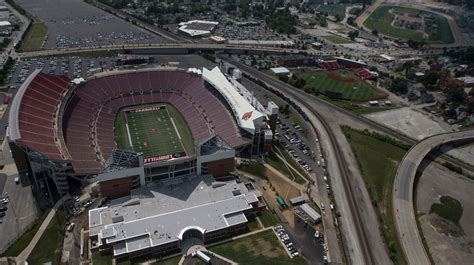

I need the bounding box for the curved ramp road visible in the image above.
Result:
[393,130,474,265]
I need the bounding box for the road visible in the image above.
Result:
[393,130,474,265]
[221,57,381,264]
[13,43,302,59]
[240,77,343,264]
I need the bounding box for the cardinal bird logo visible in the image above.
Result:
[242,111,253,120]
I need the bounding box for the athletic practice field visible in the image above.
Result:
[114,103,194,162]
[297,70,382,101]
[363,5,453,44]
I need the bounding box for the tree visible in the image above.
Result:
[390,77,408,94]
[422,71,440,88]
[303,85,313,93]
[372,29,378,36]
[467,101,474,114]
[348,30,359,41]
[347,16,355,26]
[446,88,465,103]
[403,61,414,77]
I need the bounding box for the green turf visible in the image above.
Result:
[1,210,50,257]
[321,35,352,44]
[342,127,407,264]
[114,103,194,158]
[259,210,280,228]
[363,5,453,44]
[297,70,380,101]
[19,22,47,52]
[430,195,463,224]
[27,209,66,265]
[208,229,306,265]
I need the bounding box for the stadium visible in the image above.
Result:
[7,65,277,200]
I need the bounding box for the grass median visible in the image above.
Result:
[342,126,408,264]
[19,22,47,52]
[1,210,50,257]
[27,209,66,265]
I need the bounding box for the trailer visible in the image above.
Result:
[192,251,211,264]
[277,196,286,208]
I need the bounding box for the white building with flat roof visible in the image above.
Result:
[178,20,218,38]
[202,67,265,135]
[89,175,263,259]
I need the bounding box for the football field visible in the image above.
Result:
[114,104,194,161]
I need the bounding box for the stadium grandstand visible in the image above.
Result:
[319,58,378,80]
[8,66,276,200]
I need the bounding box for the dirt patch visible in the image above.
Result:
[327,71,358,83]
[281,210,296,228]
[429,213,465,237]
[264,168,301,200]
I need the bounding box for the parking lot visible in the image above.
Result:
[214,22,281,41]
[276,220,327,264]
[15,0,166,49]
[0,143,39,254]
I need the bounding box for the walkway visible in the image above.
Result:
[16,197,66,264]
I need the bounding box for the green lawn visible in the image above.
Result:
[430,195,463,224]
[19,22,47,52]
[209,230,306,265]
[247,214,261,231]
[297,70,380,101]
[27,209,66,265]
[342,127,407,264]
[265,151,299,184]
[1,210,50,257]
[321,35,352,44]
[92,253,113,265]
[238,161,267,177]
[152,255,182,265]
[363,5,453,44]
[259,210,280,228]
[114,103,194,159]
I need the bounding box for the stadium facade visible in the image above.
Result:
[7,66,277,200]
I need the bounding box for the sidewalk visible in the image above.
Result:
[16,197,65,264]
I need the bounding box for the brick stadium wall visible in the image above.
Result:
[207,158,235,178]
[100,176,134,199]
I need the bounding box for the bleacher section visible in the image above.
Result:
[63,70,246,174]
[319,60,378,80]
[17,73,71,160]
[352,68,378,80]
[319,60,344,70]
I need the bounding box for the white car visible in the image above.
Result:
[291,252,299,257]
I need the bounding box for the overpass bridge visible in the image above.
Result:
[393,129,474,265]
[14,43,302,59]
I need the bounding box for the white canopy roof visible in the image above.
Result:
[202,67,264,135]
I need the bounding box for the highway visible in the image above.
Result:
[393,130,474,265]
